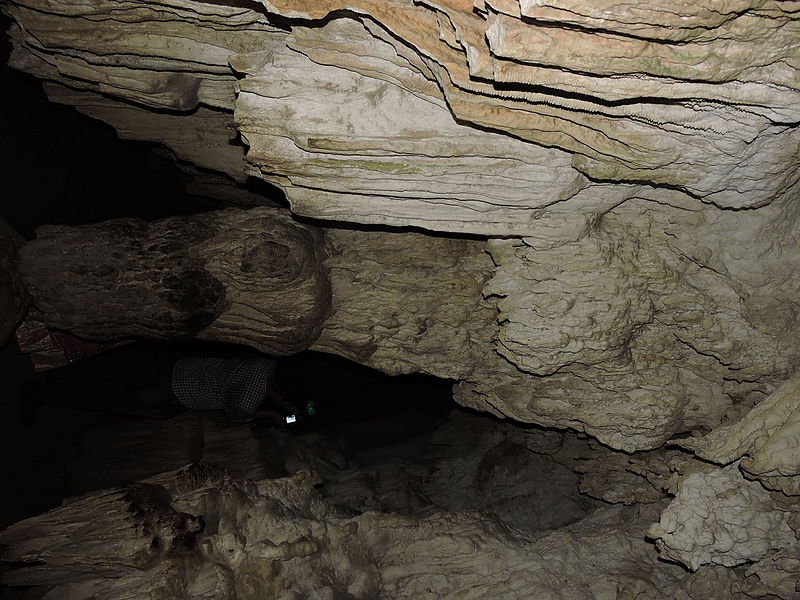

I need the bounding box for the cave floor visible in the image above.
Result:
[1,340,606,599]
[0,337,451,528]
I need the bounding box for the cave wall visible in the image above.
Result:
[2,0,800,595]
[4,0,799,450]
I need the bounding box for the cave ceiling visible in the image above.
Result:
[2,0,800,597]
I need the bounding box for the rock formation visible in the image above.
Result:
[2,0,800,597]
[18,208,331,354]
[0,463,686,600]
[3,410,799,598]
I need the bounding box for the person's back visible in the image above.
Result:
[171,355,278,423]
[22,343,284,425]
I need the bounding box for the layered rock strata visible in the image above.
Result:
[5,0,799,450]
[7,0,799,233]
[3,0,800,596]
[0,464,688,600]
[17,202,799,453]
[0,219,27,346]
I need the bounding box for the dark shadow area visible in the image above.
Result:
[0,12,288,239]
[0,14,455,533]
[1,337,455,529]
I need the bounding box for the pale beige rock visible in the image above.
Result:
[485,11,798,83]
[0,219,28,347]
[5,0,285,111]
[649,463,799,571]
[3,2,800,594]
[3,0,284,201]
[739,546,800,600]
[460,197,800,450]
[516,0,788,42]
[233,19,589,236]
[17,196,798,455]
[7,0,799,229]
[311,228,496,379]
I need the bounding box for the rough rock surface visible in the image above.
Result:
[5,0,800,451]
[311,228,496,379]
[17,209,495,378]
[650,462,800,571]
[680,374,800,495]
[247,0,800,215]
[4,0,800,596]
[457,198,800,450]
[18,202,799,453]
[18,208,331,354]
[6,0,799,232]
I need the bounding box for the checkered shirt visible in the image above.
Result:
[171,355,277,423]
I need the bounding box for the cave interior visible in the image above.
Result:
[1,2,800,599]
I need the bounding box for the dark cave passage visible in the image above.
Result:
[3,0,800,595]
[4,332,601,546]
[1,338,457,528]
[0,23,453,525]
[0,30,474,533]
[0,10,286,241]
[2,20,614,597]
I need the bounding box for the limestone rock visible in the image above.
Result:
[571,444,693,506]
[311,228,496,379]
[679,374,800,495]
[39,82,254,193]
[739,546,800,600]
[7,0,799,234]
[460,197,800,451]
[4,0,285,112]
[669,566,749,600]
[3,2,800,594]
[233,18,588,236]
[3,0,286,203]
[18,208,331,354]
[649,463,799,571]
[4,0,800,455]
[14,201,800,455]
[0,463,687,599]
[253,0,800,211]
